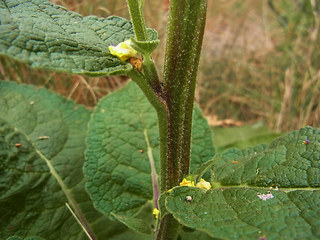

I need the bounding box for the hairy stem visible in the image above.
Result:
[156,1,207,239]
[127,0,162,98]
[127,1,207,239]
[163,0,207,190]
[126,0,147,41]
[156,214,180,240]
[143,55,162,94]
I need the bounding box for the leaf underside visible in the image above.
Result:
[84,81,215,219]
[0,0,157,76]
[166,126,320,240]
[0,81,148,240]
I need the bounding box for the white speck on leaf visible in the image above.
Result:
[257,191,274,201]
[38,136,50,140]
[186,196,192,202]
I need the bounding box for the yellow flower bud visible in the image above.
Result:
[153,208,160,220]
[180,178,195,187]
[167,187,174,193]
[108,39,138,61]
[196,178,211,190]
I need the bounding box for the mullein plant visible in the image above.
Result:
[0,0,320,240]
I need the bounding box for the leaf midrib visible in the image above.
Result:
[131,85,160,207]
[143,129,159,208]
[2,113,96,240]
[210,183,319,192]
[34,141,96,240]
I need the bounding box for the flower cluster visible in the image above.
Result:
[168,178,211,193]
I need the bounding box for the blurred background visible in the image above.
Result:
[1,0,319,152]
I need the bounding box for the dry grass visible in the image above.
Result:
[198,0,320,131]
[1,0,319,131]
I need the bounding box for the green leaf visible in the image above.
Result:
[0,0,157,76]
[158,192,169,220]
[84,81,214,218]
[111,213,152,235]
[211,126,320,188]
[130,29,160,56]
[0,82,148,240]
[7,237,46,240]
[179,228,214,240]
[166,186,319,240]
[165,127,320,239]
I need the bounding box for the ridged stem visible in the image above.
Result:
[156,1,207,239]
[127,1,207,239]
[163,0,207,192]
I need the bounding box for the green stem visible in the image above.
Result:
[127,1,207,239]
[127,70,165,114]
[156,1,207,239]
[156,214,180,240]
[143,55,162,94]
[127,0,162,95]
[126,0,147,41]
[163,0,207,189]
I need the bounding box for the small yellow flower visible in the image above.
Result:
[167,188,174,193]
[167,178,196,194]
[153,208,160,220]
[108,39,138,61]
[180,178,195,187]
[196,178,211,190]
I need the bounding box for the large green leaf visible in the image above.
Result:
[7,237,46,240]
[0,81,148,240]
[0,0,157,76]
[111,213,152,235]
[165,126,320,239]
[179,228,215,240]
[210,126,320,188]
[84,81,215,219]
